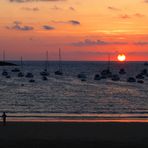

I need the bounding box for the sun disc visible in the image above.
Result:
[117,54,126,62]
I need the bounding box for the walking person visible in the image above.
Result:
[2,112,7,126]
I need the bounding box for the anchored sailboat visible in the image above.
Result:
[55,48,63,75]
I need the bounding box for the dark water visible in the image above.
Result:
[0,61,148,121]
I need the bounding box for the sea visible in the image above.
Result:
[0,61,148,122]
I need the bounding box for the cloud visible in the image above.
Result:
[52,20,80,26]
[108,6,120,11]
[134,13,145,18]
[42,25,55,30]
[6,21,34,31]
[134,41,148,45]
[9,0,65,2]
[68,20,80,25]
[69,7,75,11]
[71,39,128,46]
[22,7,39,11]
[119,14,131,19]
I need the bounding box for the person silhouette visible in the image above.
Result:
[2,112,7,126]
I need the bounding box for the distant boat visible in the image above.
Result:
[12,68,20,72]
[55,48,63,75]
[25,72,34,78]
[136,74,144,79]
[1,50,9,77]
[29,79,35,83]
[101,54,112,78]
[119,68,126,75]
[40,51,49,77]
[127,77,136,82]
[77,72,87,79]
[137,80,144,84]
[111,74,120,81]
[42,76,48,81]
[94,74,101,80]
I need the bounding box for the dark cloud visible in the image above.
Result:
[134,41,148,45]
[52,20,80,26]
[71,39,128,46]
[69,7,75,11]
[68,20,80,25]
[6,21,34,31]
[119,14,131,19]
[9,0,65,2]
[108,6,120,11]
[22,7,39,11]
[134,13,145,18]
[144,0,148,3]
[42,25,55,30]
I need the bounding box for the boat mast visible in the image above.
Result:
[45,51,48,71]
[107,54,110,71]
[3,50,5,62]
[59,48,62,71]
[21,56,23,71]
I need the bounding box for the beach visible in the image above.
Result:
[0,121,147,148]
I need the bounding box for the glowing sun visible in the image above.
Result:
[117,54,126,62]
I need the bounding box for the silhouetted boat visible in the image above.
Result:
[42,76,48,81]
[40,51,49,77]
[136,74,144,79]
[29,79,35,83]
[101,54,112,78]
[137,80,144,84]
[6,75,11,79]
[77,72,87,79]
[18,56,24,77]
[55,48,63,75]
[127,77,136,82]
[25,72,34,78]
[141,69,147,75]
[119,68,126,75]
[94,74,101,80]
[11,68,20,72]
[111,74,120,81]
[1,50,9,77]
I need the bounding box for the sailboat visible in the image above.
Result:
[101,54,112,78]
[40,51,49,77]
[18,56,24,77]
[1,50,9,77]
[55,48,63,75]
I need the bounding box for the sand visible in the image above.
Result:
[0,121,147,148]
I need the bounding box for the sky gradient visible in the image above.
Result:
[1,0,148,61]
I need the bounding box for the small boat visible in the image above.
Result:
[111,74,120,81]
[42,76,48,81]
[40,51,49,76]
[94,74,101,80]
[137,80,144,84]
[101,69,112,78]
[11,68,20,72]
[2,70,8,76]
[29,79,35,83]
[141,69,147,75]
[6,75,11,78]
[127,77,136,82]
[18,72,24,77]
[55,48,63,75]
[119,68,126,75]
[25,72,34,78]
[77,72,87,79]
[136,74,144,79]
[18,56,24,77]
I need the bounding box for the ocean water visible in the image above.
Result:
[0,61,148,121]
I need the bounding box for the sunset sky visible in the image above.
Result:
[1,0,148,61]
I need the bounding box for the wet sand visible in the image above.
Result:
[0,121,147,148]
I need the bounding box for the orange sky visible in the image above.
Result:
[0,0,148,61]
